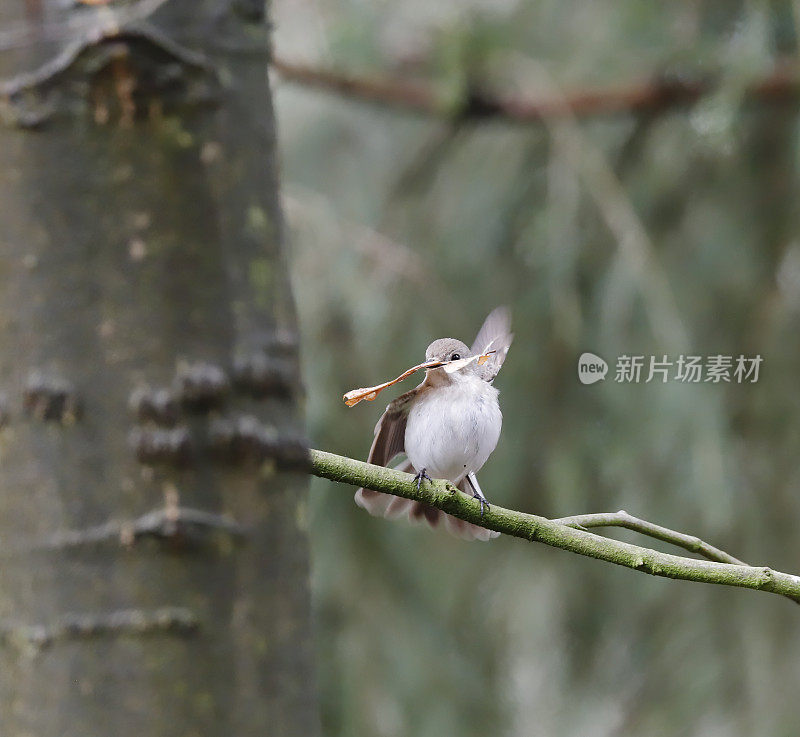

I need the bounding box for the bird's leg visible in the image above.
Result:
[465,472,490,518]
[412,468,433,492]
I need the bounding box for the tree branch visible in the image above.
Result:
[271,57,438,115]
[272,56,800,123]
[551,510,746,566]
[310,449,800,604]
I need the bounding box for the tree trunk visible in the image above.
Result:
[0,3,318,735]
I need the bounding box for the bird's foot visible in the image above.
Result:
[464,473,491,518]
[413,468,433,492]
[472,493,490,518]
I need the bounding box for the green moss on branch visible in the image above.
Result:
[309,449,800,603]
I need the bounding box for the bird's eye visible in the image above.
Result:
[451,353,461,361]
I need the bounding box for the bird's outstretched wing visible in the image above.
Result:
[354,386,417,516]
[471,306,513,382]
[366,386,417,467]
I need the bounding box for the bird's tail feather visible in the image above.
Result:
[354,464,499,542]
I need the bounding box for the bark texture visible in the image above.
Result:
[0,3,318,736]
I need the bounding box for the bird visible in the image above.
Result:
[354,307,513,541]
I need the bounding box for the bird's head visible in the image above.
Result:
[422,338,479,382]
[425,338,470,364]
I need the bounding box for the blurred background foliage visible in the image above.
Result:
[271,1,800,735]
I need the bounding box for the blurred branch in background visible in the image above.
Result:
[310,449,800,605]
[272,55,800,122]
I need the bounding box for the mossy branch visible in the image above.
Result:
[310,449,800,604]
[551,510,746,566]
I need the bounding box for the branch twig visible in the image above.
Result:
[310,449,800,604]
[552,510,745,566]
[271,57,438,115]
[272,56,800,122]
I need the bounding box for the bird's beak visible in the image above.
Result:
[419,350,498,373]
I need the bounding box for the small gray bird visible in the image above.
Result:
[355,307,513,541]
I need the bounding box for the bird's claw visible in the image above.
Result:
[473,494,490,518]
[413,468,433,492]
[464,472,491,518]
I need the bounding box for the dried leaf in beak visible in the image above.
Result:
[344,352,495,405]
[343,360,442,407]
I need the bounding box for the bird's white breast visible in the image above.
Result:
[404,377,501,484]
